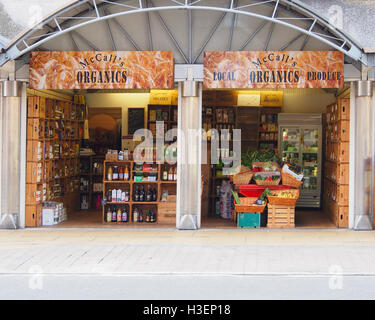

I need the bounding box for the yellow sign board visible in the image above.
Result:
[260,91,283,106]
[149,89,178,105]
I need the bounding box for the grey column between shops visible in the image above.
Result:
[0,80,27,229]
[176,78,202,230]
[352,80,374,230]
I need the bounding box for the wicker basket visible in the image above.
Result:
[281,172,303,188]
[234,197,266,213]
[253,178,281,186]
[267,189,300,206]
[232,169,254,185]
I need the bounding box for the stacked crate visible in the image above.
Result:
[26,96,85,227]
[26,97,46,227]
[324,98,350,228]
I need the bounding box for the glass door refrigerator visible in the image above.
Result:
[278,114,322,208]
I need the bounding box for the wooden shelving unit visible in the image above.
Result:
[26,96,86,227]
[102,160,177,224]
[258,107,281,152]
[147,105,178,135]
[79,155,105,210]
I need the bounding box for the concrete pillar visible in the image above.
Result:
[176,78,202,230]
[0,80,27,229]
[352,80,374,230]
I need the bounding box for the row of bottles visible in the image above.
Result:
[107,188,130,203]
[107,165,130,181]
[105,206,156,223]
[133,207,157,223]
[106,206,129,223]
[161,167,177,181]
[134,185,157,202]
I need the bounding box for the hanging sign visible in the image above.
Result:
[204,51,344,89]
[29,51,174,90]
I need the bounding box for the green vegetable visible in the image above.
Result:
[241,148,280,168]
[231,190,241,204]
[260,188,272,202]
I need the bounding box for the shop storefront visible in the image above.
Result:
[0,1,374,230]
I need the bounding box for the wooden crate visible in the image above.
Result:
[27,96,45,118]
[324,161,349,185]
[326,141,349,163]
[337,98,350,120]
[267,204,295,228]
[27,140,42,162]
[25,204,42,227]
[333,120,349,141]
[327,120,350,142]
[324,196,348,228]
[26,183,42,205]
[325,179,349,206]
[27,118,39,140]
[158,202,176,224]
[26,162,43,183]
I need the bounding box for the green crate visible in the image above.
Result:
[237,212,261,228]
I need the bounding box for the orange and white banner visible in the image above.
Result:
[204,51,344,89]
[29,51,174,89]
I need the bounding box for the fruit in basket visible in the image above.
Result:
[273,191,296,198]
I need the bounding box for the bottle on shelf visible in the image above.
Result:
[113,166,119,180]
[118,166,124,180]
[173,167,177,181]
[134,185,139,202]
[107,165,113,181]
[106,206,112,223]
[124,189,130,202]
[133,207,139,222]
[162,167,168,181]
[152,188,157,202]
[139,208,144,222]
[146,185,152,202]
[117,207,122,223]
[122,207,128,222]
[124,165,129,181]
[139,186,145,202]
[112,207,117,222]
[168,167,173,181]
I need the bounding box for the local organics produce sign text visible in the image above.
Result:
[29,51,174,89]
[204,51,344,89]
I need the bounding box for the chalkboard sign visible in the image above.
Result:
[128,108,145,134]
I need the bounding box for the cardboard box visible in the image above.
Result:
[42,208,55,226]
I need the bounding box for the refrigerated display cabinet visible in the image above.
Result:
[278,113,322,208]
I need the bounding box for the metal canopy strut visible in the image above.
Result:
[0,0,366,66]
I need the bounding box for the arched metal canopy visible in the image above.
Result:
[0,0,366,67]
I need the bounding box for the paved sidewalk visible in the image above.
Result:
[0,228,375,276]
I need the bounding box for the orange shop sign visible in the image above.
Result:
[204,51,344,89]
[29,51,174,90]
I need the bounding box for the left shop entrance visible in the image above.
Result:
[26,89,178,228]
[25,51,178,228]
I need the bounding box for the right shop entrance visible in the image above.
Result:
[200,87,350,229]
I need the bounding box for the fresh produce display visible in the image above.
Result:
[241,149,279,169]
[260,188,271,202]
[271,191,296,198]
[259,161,279,172]
[254,174,280,181]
